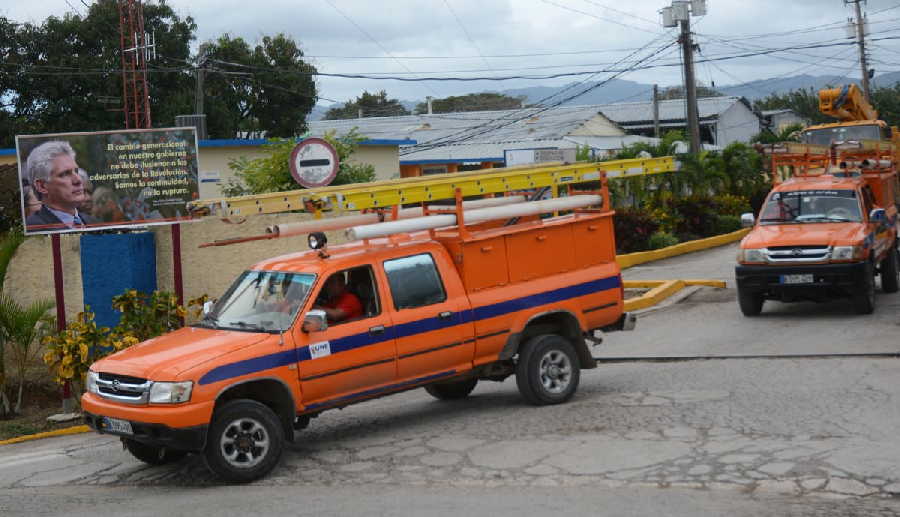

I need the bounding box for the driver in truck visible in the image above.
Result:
[313,274,362,323]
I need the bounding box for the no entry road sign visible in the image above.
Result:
[289,137,340,188]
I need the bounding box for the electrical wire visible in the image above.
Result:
[441,0,494,73]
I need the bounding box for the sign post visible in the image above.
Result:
[289,137,340,188]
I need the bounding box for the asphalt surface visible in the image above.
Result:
[2,243,900,516]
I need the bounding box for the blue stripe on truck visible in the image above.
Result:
[198,275,621,386]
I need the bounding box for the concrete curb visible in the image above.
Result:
[0,425,89,446]
[3,233,742,446]
[624,279,727,312]
[617,228,749,270]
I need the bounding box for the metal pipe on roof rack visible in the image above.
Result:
[266,195,526,238]
[346,195,603,241]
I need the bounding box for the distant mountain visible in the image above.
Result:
[308,72,900,121]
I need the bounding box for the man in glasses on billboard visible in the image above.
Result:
[25,141,97,230]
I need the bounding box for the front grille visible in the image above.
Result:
[96,372,151,405]
[766,246,830,262]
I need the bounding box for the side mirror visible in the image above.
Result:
[869,208,886,224]
[740,212,755,228]
[202,300,215,315]
[302,309,328,333]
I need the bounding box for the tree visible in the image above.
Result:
[0,0,196,146]
[751,122,804,144]
[200,33,317,138]
[413,92,526,114]
[223,129,376,196]
[324,90,410,120]
[753,88,830,126]
[870,83,900,127]
[0,2,317,144]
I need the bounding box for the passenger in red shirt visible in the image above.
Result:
[314,274,363,323]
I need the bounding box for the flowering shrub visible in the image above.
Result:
[42,290,207,401]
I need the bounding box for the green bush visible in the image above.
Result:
[613,207,661,253]
[712,214,742,235]
[648,231,679,250]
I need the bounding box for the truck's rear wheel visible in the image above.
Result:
[515,334,580,406]
[737,287,764,316]
[853,261,876,314]
[123,439,187,465]
[880,245,899,293]
[204,399,284,483]
[425,377,478,400]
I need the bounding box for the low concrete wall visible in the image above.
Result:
[3,213,353,322]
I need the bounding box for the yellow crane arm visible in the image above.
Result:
[819,84,878,122]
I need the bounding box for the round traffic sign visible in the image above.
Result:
[289,137,340,188]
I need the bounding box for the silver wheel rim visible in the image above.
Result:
[538,349,572,394]
[219,417,270,469]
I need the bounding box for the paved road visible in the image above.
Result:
[2,244,900,516]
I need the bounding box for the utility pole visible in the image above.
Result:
[195,44,207,117]
[847,0,872,100]
[652,84,660,138]
[661,0,705,154]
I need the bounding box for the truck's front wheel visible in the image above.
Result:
[515,334,580,406]
[737,287,764,316]
[123,439,187,465]
[880,245,899,294]
[204,399,284,483]
[853,261,876,314]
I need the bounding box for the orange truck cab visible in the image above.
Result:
[81,192,634,482]
[736,159,900,315]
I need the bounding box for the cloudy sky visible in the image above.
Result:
[4,0,900,106]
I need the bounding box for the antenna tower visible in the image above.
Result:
[118,0,154,129]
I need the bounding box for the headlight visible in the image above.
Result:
[738,248,766,263]
[86,370,99,395]
[832,245,864,261]
[149,381,193,404]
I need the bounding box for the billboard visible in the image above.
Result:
[16,127,199,235]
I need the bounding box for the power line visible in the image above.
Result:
[322,0,439,97]
[442,0,494,73]
[540,0,663,36]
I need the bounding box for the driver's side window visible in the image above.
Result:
[314,266,380,325]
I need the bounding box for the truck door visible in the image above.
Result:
[294,265,397,408]
[382,251,476,381]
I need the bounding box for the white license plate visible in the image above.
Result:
[103,417,133,435]
[781,274,813,284]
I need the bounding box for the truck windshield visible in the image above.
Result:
[195,271,316,332]
[801,125,881,145]
[759,190,862,224]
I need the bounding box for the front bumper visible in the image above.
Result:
[735,261,868,299]
[84,411,207,451]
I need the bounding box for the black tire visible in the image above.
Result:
[853,261,876,314]
[515,334,580,406]
[880,245,899,294]
[737,287,764,316]
[123,439,187,466]
[424,377,478,400]
[204,399,285,483]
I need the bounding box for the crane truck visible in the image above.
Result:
[736,84,900,315]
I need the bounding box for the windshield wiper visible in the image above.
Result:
[759,217,791,223]
[228,321,265,331]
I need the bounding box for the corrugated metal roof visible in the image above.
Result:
[597,96,752,124]
[398,135,660,163]
[309,97,751,146]
[308,106,619,147]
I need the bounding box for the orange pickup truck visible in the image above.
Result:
[736,152,900,315]
[81,191,633,482]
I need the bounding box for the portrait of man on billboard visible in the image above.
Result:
[17,127,199,235]
[25,140,97,229]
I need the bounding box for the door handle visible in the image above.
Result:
[438,311,453,320]
[369,325,385,335]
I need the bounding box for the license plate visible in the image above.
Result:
[103,417,133,435]
[780,274,813,284]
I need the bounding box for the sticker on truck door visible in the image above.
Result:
[309,341,331,359]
